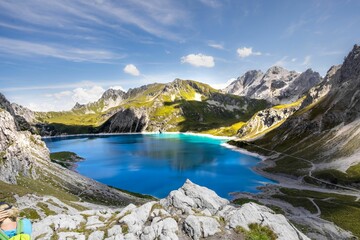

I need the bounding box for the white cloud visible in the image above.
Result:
[237,47,261,58]
[291,58,297,62]
[72,85,105,104]
[181,53,215,68]
[124,64,140,76]
[43,85,105,110]
[0,37,121,63]
[210,78,236,90]
[302,55,311,66]
[208,43,224,50]
[110,85,125,91]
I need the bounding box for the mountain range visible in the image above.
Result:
[1,44,360,239]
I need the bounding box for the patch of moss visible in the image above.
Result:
[19,208,40,220]
[0,151,5,165]
[121,224,129,234]
[37,202,56,216]
[233,198,261,205]
[236,223,277,240]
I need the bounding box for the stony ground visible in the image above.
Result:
[25,180,310,240]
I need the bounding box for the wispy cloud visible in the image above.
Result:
[0,0,188,41]
[0,37,122,63]
[208,42,224,50]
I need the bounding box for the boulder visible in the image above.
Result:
[58,232,86,240]
[160,179,229,215]
[119,201,157,234]
[140,217,179,240]
[88,230,105,240]
[183,215,221,240]
[221,202,310,240]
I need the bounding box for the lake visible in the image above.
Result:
[44,133,274,198]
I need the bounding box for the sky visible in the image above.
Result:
[0,0,359,111]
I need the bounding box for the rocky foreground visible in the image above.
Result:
[32,180,309,240]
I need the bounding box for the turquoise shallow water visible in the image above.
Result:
[44,133,274,199]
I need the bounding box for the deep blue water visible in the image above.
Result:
[44,133,274,199]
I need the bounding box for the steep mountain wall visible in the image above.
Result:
[234,44,360,180]
[224,66,322,104]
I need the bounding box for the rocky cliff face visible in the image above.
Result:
[236,44,360,178]
[32,180,309,240]
[100,107,149,133]
[0,93,34,131]
[237,98,304,140]
[224,66,322,104]
[0,109,48,183]
[0,97,146,205]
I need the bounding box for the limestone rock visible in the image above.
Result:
[88,230,105,240]
[160,179,229,215]
[101,107,149,133]
[119,201,157,234]
[58,232,86,240]
[86,215,105,230]
[224,66,322,104]
[108,224,123,237]
[140,217,179,240]
[183,215,221,240]
[222,202,310,240]
[0,110,49,183]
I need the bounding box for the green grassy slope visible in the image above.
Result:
[36,79,270,136]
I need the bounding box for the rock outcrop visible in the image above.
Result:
[35,79,270,135]
[237,97,305,140]
[32,180,310,240]
[234,44,360,181]
[100,108,149,133]
[0,96,146,205]
[71,88,126,114]
[224,66,322,104]
[0,109,49,183]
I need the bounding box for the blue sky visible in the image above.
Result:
[0,0,359,111]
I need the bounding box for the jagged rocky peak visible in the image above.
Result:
[224,70,263,95]
[101,88,126,101]
[11,103,36,124]
[0,107,49,183]
[0,92,16,116]
[72,102,84,110]
[339,44,360,82]
[224,66,322,104]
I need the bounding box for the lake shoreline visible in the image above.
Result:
[43,132,273,199]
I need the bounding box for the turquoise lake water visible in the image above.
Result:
[44,133,274,199]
